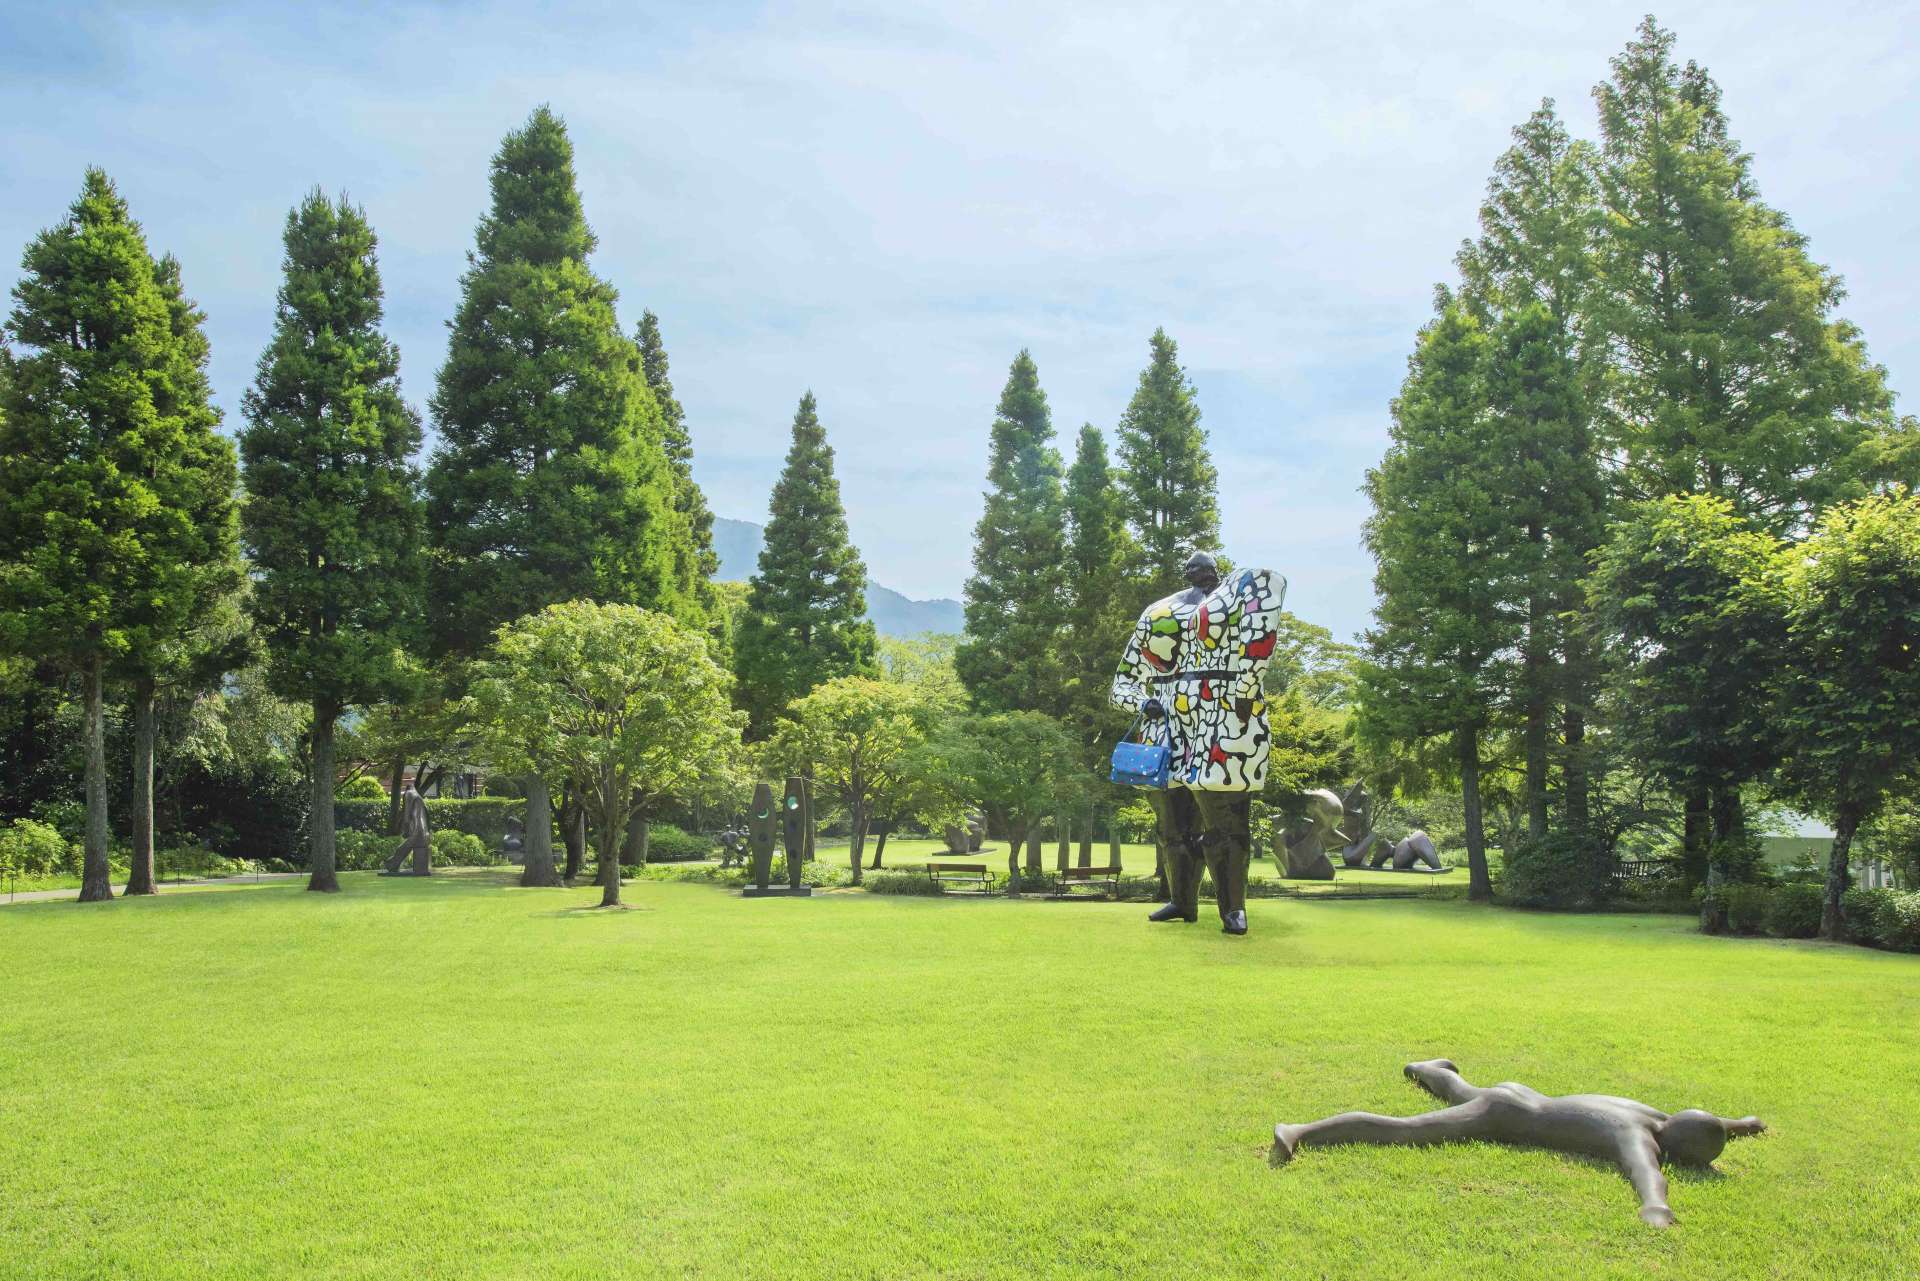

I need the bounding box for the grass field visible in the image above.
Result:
[2,870,1914,1279]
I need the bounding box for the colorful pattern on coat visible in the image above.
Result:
[1111,567,1287,791]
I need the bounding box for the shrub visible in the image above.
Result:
[1498,829,1613,909]
[1842,887,1892,945]
[638,823,713,864]
[430,829,495,867]
[154,843,255,880]
[335,775,387,801]
[334,796,524,845]
[1718,883,1772,935]
[1764,883,1824,939]
[334,829,393,872]
[0,819,75,878]
[1881,892,1920,952]
[865,872,945,896]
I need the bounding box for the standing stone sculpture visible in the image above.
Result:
[1112,553,1287,934]
[380,781,432,876]
[744,776,814,897]
[1270,1060,1766,1228]
[942,809,988,855]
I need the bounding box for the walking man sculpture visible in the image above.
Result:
[1112,552,1285,934]
[381,781,431,876]
[1270,1059,1766,1227]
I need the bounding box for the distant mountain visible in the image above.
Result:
[711,516,963,639]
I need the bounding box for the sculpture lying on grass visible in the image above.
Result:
[1270,1059,1766,1227]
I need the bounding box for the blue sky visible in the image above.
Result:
[4,2,1914,641]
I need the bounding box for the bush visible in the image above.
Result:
[1718,883,1772,935]
[334,828,393,872]
[335,775,387,801]
[641,823,713,864]
[1498,829,1613,909]
[1843,887,1920,952]
[31,799,88,846]
[154,843,255,880]
[430,829,496,867]
[0,819,75,878]
[865,871,944,896]
[334,796,524,845]
[1764,883,1824,939]
[1842,887,1892,945]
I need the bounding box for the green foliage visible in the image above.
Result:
[240,189,425,719]
[955,351,1069,715]
[334,797,524,845]
[635,823,712,864]
[336,776,387,801]
[429,829,495,867]
[0,819,73,878]
[1714,883,1773,935]
[634,309,718,624]
[863,871,945,896]
[1262,693,1354,799]
[1114,328,1218,592]
[424,107,680,659]
[1593,18,1900,531]
[906,710,1076,891]
[1764,883,1825,940]
[1841,888,1920,951]
[733,392,877,734]
[1498,828,1613,909]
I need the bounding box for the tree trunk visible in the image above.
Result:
[1821,807,1859,941]
[1561,633,1591,832]
[597,800,625,908]
[623,792,650,869]
[1006,817,1027,895]
[1078,814,1093,868]
[1711,788,1745,846]
[561,789,585,881]
[520,775,561,886]
[1108,814,1122,869]
[849,808,868,887]
[1459,727,1491,901]
[78,658,114,903]
[307,703,341,892]
[869,822,890,869]
[1024,827,1041,873]
[1055,813,1069,873]
[386,755,406,834]
[1681,787,1710,890]
[1524,576,1549,842]
[125,672,158,896]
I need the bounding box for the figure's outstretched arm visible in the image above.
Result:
[1721,1115,1766,1139]
[1272,1099,1490,1165]
[1617,1134,1675,1228]
[1402,1059,1484,1105]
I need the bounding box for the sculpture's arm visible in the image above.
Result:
[1618,1133,1676,1228]
[1720,1115,1766,1139]
[1228,569,1287,709]
[1110,613,1155,714]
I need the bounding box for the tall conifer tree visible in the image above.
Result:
[241,191,426,894]
[955,351,1069,714]
[1062,425,1134,746]
[1115,328,1219,594]
[425,106,678,657]
[0,171,239,902]
[734,392,877,735]
[635,309,718,617]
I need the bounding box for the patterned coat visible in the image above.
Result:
[1110,567,1287,791]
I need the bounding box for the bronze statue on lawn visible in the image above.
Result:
[1112,552,1287,935]
[380,781,432,876]
[1270,1059,1766,1228]
[743,776,813,897]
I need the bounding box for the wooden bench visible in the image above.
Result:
[1617,859,1673,881]
[927,862,996,893]
[1051,864,1122,899]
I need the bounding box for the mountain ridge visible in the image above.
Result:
[711,516,963,639]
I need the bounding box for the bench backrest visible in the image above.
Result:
[927,863,989,874]
[1059,866,1121,878]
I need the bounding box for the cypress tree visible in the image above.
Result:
[1114,328,1219,594]
[1357,304,1525,901]
[1593,17,1898,531]
[635,309,718,620]
[955,350,1070,714]
[1061,423,1136,864]
[240,190,426,894]
[425,106,678,657]
[734,392,877,735]
[0,171,241,902]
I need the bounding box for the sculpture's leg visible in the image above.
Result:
[1145,790,1203,921]
[412,837,430,876]
[1272,1098,1492,1165]
[1194,791,1251,932]
[382,842,407,875]
[1402,1059,1485,1105]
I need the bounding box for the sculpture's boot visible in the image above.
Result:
[1148,902,1197,923]
[1222,909,1248,935]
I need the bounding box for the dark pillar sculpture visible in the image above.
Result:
[745,783,777,890]
[380,782,432,876]
[1270,1060,1766,1228]
[743,777,813,897]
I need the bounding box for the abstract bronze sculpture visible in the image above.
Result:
[1112,552,1286,934]
[1279,789,1342,880]
[1368,828,1444,871]
[743,776,813,897]
[1270,1060,1765,1227]
[380,782,432,876]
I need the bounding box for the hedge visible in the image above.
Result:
[335,797,524,845]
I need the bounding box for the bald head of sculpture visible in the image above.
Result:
[1658,1108,1756,1166]
[1182,551,1220,592]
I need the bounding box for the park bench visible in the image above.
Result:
[1051,864,1122,899]
[927,862,996,894]
[1616,859,1672,881]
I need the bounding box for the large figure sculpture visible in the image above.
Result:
[1270,1060,1766,1227]
[1279,789,1342,880]
[1112,553,1286,935]
[1371,828,1444,871]
[1336,782,1387,868]
[380,781,431,876]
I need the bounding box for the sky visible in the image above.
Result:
[3,1,1915,642]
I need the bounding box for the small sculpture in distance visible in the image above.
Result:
[1279,789,1342,880]
[380,781,432,876]
[1335,782,1388,868]
[942,809,987,855]
[1370,828,1444,871]
[1270,1059,1766,1228]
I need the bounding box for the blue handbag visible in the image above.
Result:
[1110,713,1171,789]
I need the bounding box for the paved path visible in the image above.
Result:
[2,872,306,905]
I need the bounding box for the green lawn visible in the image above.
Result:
[1,871,1914,1279]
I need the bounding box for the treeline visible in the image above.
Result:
[1356,18,1919,935]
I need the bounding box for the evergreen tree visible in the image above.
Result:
[241,190,426,894]
[733,392,877,734]
[955,351,1070,714]
[0,170,239,902]
[1114,328,1219,593]
[1593,17,1899,531]
[425,106,678,658]
[635,309,718,618]
[1356,304,1525,901]
[1060,423,1136,851]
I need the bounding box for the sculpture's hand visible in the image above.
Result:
[1141,697,1166,719]
[1638,1204,1676,1229]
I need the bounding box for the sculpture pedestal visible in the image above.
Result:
[742,885,814,897]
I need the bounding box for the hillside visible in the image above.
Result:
[711,516,963,639]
